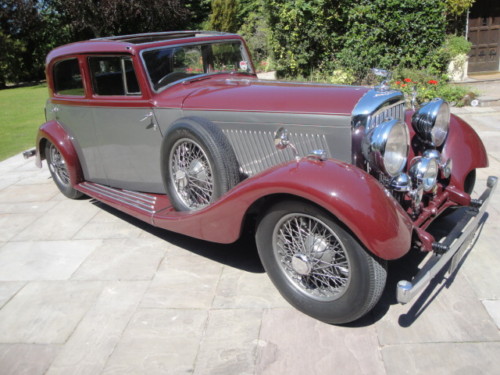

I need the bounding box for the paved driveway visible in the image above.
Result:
[0,107,499,374]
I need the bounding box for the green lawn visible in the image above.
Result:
[0,84,48,161]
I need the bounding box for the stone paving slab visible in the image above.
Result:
[381,342,499,375]
[0,107,499,374]
[256,308,385,375]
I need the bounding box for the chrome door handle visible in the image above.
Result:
[140,111,158,131]
[140,112,154,122]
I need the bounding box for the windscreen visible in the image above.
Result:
[142,41,253,91]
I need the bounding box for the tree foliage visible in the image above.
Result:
[0,0,199,85]
[208,0,239,33]
[336,0,447,81]
[265,0,450,80]
[264,0,349,76]
[0,0,67,86]
[238,0,270,64]
[47,0,191,39]
[445,0,476,15]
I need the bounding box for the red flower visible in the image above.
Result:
[428,80,438,85]
[395,81,401,85]
[404,78,412,83]
[401,84,407,87]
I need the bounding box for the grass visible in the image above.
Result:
[0,83,48,161]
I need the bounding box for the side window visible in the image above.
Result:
[88,56,141,96]
[53,58,85,96]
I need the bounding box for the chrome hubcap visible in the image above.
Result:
[273,214,351,301]
[170,139,214,210]
[291,254,312,275]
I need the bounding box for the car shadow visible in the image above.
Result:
[91,200,265,274]
[89,199,487,328]
[353,209,488,328]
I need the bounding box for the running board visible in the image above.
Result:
[77,182,172,222]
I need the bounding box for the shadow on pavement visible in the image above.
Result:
[89,198,489,328]
[91,199,265,274]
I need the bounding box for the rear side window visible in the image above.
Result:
[53,58,85,96]
[88,56,141,96]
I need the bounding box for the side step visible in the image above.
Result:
[77,182,172,222]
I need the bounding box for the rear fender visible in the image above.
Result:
[442,114,488,190]
[36,120,84,187]
[154,158,413,260]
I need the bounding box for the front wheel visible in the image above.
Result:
[256,200,387,324]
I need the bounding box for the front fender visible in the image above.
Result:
[442,113,488,190]
[154,158,413,260]
[36,120,84,187]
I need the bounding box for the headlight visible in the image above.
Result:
[412,98,450,147]
[362,119,410,177]
[409,156,439,192]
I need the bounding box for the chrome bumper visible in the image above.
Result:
[397,176,498,304]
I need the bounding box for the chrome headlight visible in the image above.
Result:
[412,98,450,147]
[362,119,410,177]
[409,157,439,192]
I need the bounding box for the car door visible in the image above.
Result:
[87,55,165,193]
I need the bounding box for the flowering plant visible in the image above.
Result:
[391,75,472,107]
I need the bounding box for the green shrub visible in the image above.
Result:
[266,0,449,80]
[265,0,349,77]
[336,0,447,81]
[238,1,271,67]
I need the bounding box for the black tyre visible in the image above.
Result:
[256,200,387,324]
[45,141,83,199]
[161,117,240,211]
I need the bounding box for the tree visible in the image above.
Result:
[264,0,350,76]
[336,0,447,80]
[47,0,192,39]
[208,0,239,33]
[0,0,57,85]
[184,0,211,29]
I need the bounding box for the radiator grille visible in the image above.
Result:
[367,101,405,130]
[223,129,330,176]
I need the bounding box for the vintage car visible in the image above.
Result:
[33,31,496,324]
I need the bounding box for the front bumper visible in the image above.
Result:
[397,175,498,304]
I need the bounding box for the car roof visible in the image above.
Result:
[46,31,242,63]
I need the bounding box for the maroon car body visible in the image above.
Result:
[34,31,496,324]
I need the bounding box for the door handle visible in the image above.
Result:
[140,112,154,122]
[140,111,158,131]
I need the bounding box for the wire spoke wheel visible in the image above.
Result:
[256,200,387,324]
[169,138,214,210]
[47,142,70,187]
[273,213,351,301]
[44,140,83,199]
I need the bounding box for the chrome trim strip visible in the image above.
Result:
[396,176,498,304]
[80,182,157,213]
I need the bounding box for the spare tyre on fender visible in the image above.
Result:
[161,116,240,211]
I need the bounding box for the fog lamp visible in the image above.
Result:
[409,157,439,192]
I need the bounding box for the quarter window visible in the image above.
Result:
[88,56,141,96]
[53,58,85,96]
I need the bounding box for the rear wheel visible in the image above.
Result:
[256,200,387,324]
[45,141,83,199]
